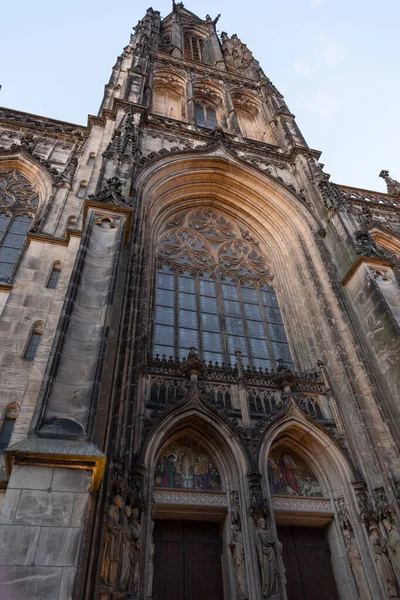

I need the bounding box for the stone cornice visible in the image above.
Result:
[26,229,82,248]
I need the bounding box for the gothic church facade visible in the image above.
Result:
[0,4,400,600]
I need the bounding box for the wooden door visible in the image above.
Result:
[153,520,224,600]
[277,526,339,600]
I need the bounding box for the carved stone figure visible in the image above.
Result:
[147,520,155,599]
[369,525,398,598]
[130,507,143,596]
[343,528,371,600]
[229,524,248,600]
[384,520,400,587]
[255,518,279,598]
[100,495,123,587]
[119,504,133,590]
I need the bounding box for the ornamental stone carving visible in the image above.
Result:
[255,518,279,598]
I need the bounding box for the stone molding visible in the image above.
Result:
[154,489,228,507]
[271,495,332,513]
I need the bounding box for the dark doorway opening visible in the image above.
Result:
[277,525,340,600]
[153,519,224,600]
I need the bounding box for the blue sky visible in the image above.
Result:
[1,0,398,191]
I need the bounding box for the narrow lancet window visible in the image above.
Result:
[46,261,62,289]
[23,321,44,360]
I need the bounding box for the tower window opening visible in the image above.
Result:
[0,417,15,452]
[77,181,87,199]
[184,34,205,62]
[194,103,218,129]
[87,153,96,167]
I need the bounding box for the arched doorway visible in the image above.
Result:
[261,415,370,600]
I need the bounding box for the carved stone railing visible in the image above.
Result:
[338,184,400,210]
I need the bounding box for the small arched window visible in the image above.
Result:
[194,103,218,129]
[184,33,205,62]
[87,153,96,167]
[23,321,44,360]
[0,170,39,282]
[0,404,19,452]
[77,181,87,199]
[46,261,62,289]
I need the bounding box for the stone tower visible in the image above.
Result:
[0,4,400,600]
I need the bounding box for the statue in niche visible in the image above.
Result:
[369,524,398,598]
[384,519,400,587]
[100,495,123,587]
[130,507,143,597]
[343,528,371,600]
[255,518,279,598]
[229,523,248,600]
[147,520,155,599]
[119,504,133,590]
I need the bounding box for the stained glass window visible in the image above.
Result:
[0,170,38,282]
[153,208,293,369]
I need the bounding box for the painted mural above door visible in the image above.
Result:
[268,446,323,497]
[154,436,222,491]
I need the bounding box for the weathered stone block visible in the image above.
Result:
[0,489,21,524]
[52,468,92,493]
[0,525,40,565]
[0,566,62,599]
[35,527,82,567]
[14,490,74,526]
[59,567,77,600]
[8,465,53,491]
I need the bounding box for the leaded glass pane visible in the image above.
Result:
[0,215,10,235]
[0,262,13,279]
[246,320,265,338]
[200,295,218,313]
[156,288,174,307]
[0,247,19,263]
[222,283,239,300]
[158,273,175,290]
[201,313,220,331]
[178,276,196,293]
[9,216,32,234]
[250,338,269,358]
[24,332,41,360]
[204,351,224,364]
[179,310,197,329]
[3,233,25,249]
[154,345,174,358]
[0,418,14,451]
[155,306,175,326]
[226,317,245,336]
[199,279,216,296]
[202,331,222,351]
[195,103,205,127]
[252,357,273,370]
[223,299,241,317]
[155,324,174,346]
[179,328,199,348]
[47,269,61,289]
[264,305,283,324]
[268,323,288,342]
[243,303,262,320]
[241,287,258,304]
[271,341,292,362]
[206,107,218,129]
[179,292,197,310]
[261,290,279,308]
[227,335,247,355]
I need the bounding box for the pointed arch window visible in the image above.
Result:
[153,208,293,369]
[0,170,38,282]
